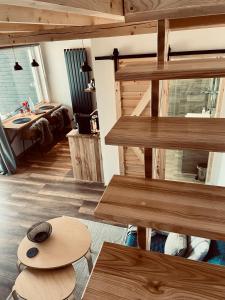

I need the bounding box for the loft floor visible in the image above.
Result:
[0,139,105,299]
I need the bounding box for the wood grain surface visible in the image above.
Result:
[95,175,225,241]
[15,265,76,300]
[17,216,92,269]
[67,130,104,183]
[124,0,225,22]
[115,59,225,81]
[105,116,225,152]
[0,21,157,48]
[3,102,60,130]
[83,242,225,300]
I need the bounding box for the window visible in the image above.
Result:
[0,45,48,119]
[164,55,224,183]
[168,78,220,117]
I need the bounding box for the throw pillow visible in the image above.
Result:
[164,233,187,256]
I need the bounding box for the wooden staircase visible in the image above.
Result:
[105,116,225,152]
[83,5,225,300]
[83,242,225,300]
[95,175,225,241]
[115,59,225,81]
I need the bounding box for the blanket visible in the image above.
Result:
[31,117,53,145]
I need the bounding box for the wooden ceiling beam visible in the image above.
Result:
[1,12,225,47]
[0,0,124,21]
[0,23,67,33]
[170,14,225,31]
[0,4,95,26]
[0,21,157,48]
[124,0,225,23]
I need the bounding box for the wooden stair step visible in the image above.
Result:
[83,242,225,300]
[105,116,225,152]
[115,59,225,81]
[95,175,225,241]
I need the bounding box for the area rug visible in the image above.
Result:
[73,219,127,299]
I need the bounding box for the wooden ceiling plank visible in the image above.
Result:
[0,4,94,26]
[124,0,225,23]
[170,14,225,31]
[0,21,157,47]
[0,0,124,21]
[1,12,225,46]
[0,23,68,33]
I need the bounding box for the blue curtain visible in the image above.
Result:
[0,118,16,175]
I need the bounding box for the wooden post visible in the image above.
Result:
[138,19,169,250]
[153,19,169,180]
[115,81,125,175]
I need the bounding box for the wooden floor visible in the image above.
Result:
[0,139,105,299]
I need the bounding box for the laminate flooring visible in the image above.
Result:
[0,139,105,299]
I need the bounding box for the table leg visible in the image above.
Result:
[6,289,18,300]
[12,290,19,300]
[17,259,25,273]
[85,249,93,274]
[68,291,76,300]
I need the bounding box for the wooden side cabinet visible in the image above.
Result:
[67,129,104,183]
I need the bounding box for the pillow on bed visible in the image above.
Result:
[164,233,187,256]
[185,236,210,261]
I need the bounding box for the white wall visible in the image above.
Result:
[41,39,92,108]
[91,34,156,184]
[93,60,120,184]
[207,94,225,187]
[92,34,156,56]
[170,27,225,51]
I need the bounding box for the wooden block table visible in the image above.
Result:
[67,129,104,183]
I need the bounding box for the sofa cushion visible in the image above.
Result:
[165,233,187,256]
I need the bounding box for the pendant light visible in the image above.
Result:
[80,61,92,72]
[80,39,92,73]
[12,46,23,71]
[14,62,23,71]
[31,58,39,67]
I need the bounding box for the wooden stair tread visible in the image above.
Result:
[83,242,225,300]
[105,116,225,152]
[95,175,225,240]
[115,59,225,81]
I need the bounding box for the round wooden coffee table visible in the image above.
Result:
[13,265,76,300]
[17,216,93,273]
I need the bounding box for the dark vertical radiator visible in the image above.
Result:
[64,48,93,114]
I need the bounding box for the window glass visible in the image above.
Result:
[168,78,220,117]
[165,77,220,183]
[0,46,48,119]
